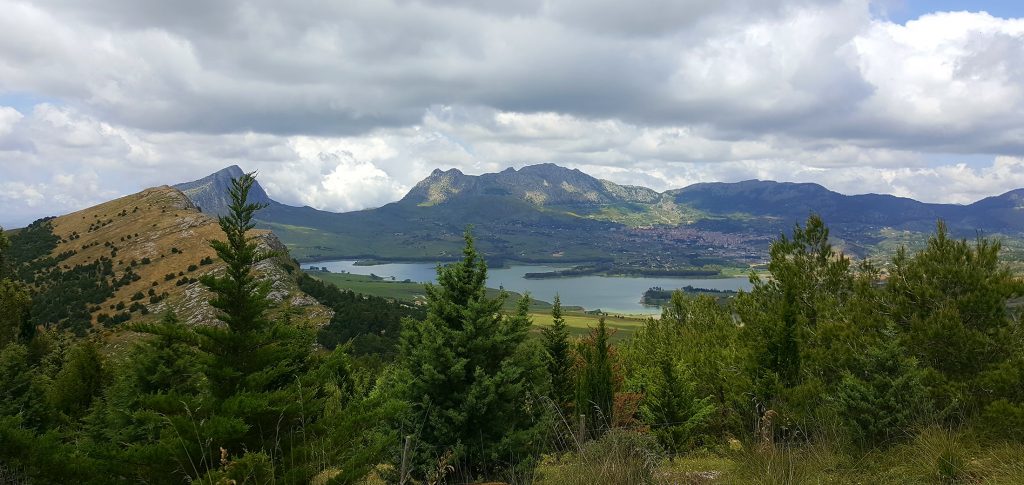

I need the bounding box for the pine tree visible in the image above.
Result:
[0,279,30,349]
[885,221,1024,418]
[0,227,31,348]
[399,230,546,478]
[625,292,747,445]
[886,221,1019,378]
[46,339,106,420]
[85,311,206,483]
[191,171,315,467]
[575,317,615,437]
[541,294,573,414]
[832,329,930,447]
[640,352,714,454]
[0,226,9,277]
[739,214,852,401]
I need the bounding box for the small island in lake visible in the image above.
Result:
[640,285,736,306]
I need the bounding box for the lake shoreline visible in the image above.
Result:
[303,259,754,315]
[334,259,744,279]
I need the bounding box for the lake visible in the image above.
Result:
[302,260,754,314]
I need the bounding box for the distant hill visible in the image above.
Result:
[402,164,660,207]
[6,184,330,335]
[173,165,276,216]
[174,164,1024,268]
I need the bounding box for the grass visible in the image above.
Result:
[305,271,551,309]
[567,427,1024,485]
[41,186,330,336]
[535,429,663,485]
[529,311,647,341]
[305,271,428,301]
[655,453,736,484]
[583,202,684,227]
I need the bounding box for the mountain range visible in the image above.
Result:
[174,164,1024,270]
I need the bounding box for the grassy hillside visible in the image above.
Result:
[11,186,330,337]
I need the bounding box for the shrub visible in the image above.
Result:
[832,338,930,447]
[977,400,1024,441]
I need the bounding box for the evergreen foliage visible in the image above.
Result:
[46,339,106,420]
[884,222,1022,414]
[0,226,9,278]
[889,223,1024,442]
[735,214,855,427]
[0,226,32,352]
[5,218,60,276]
[640,355,714,454]
[187,171,317,470]
[0,279,31,348]
[575,317,616,437]
[297,272,425,356]
[398,229,548,479]
[624,292,747,448]
[27,258,118,335]
[541,294,573,414]
[84,311,206,483]
[831,332,930,447]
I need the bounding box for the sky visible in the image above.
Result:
[2,0,1024,227]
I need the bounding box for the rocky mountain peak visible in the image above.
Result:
[173,165,275,216]
[401,163,659,206]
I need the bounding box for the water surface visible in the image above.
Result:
[303,260,753,314]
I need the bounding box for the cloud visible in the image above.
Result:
[849,11,1024,152]
[1,1,1019,149]
[3,102,1024,229]
[2,1,1024,226]
[0,106,21,136]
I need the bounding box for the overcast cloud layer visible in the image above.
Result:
[2,0,1024,227]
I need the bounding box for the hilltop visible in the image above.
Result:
[173,165,276,216]
[7,185,330,337]
[402,164,661,207]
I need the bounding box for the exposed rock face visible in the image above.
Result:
[399,163,660,207]
[173,165,275,216]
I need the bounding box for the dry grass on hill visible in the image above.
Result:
[46,185,330,334]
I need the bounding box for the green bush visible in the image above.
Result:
[831,337,930,447]
[977,399,1024,441]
